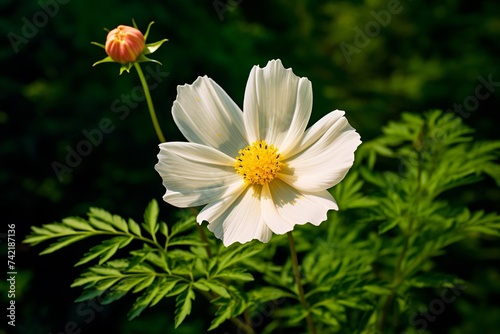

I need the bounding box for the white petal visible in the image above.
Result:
[261,183,295,234]
[279,110,362,192]
[261,179,337,234]
[172,76,248,157]
[155,142,242,207]
[197,185,272,246]
[243,59,312,155]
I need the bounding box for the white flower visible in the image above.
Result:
[155,59,361,246]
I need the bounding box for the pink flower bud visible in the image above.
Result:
[105,25,145,64]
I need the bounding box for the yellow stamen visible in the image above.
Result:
[234,140,283,185]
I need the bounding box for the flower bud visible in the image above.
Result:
[105,25,145,64]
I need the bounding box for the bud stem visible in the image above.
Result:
[133,62,166,143]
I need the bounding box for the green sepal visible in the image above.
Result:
[145,39,168,55]
[143,21,154,41]
[92,56,114,67]
[119,63,134,75]
[91,41,105,49]
[136,54,163,66]
[132,18,139,30]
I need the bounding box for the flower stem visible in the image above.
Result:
[133,62,166,143]
[287,231,316,334]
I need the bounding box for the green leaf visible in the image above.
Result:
[362,285,393,295]
[75,236,133,266]
[192,280,210,292]
[42,223,75,234]
[167,249,197,261]
[208,301,233,331]
[114,277,146,292]
[378,219,399,234]
[159,222,169,239]
[128,218,142,237]
[165,282,189,297]
[336,299,373,311]
[127,252,151,271]
[331,171,377,209]
[196,279,230,298]
[71,272,114,288]
[88,208,128,232]
[39,235,89,255]
[312,299,346,314]
[483,163,500,186]
[89,267,122,276]
[111,215,129,233]
[129,247,168,271]
[29,225,53,236]
[132,275,156,293]
[174,286,195,328]
[88,217,116,232]
[75,288,107,303]
[216,243,265,273]
[311,308,341,328]
[466,225,500,237]
[409,273,466,288]
[215,269,254,282]
[95,277,122,291]
[100,289,128,305]
[127,279,161,320]
[168,236,207,247]
[248,287,294,303]
[23,234,53,245]
[142,200,159,241]
[62,217,95,231]
[170,216,197,238]
[151,278,181,306]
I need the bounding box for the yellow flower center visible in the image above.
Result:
[234,140,283,185]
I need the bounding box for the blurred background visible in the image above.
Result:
[1,0,499,333]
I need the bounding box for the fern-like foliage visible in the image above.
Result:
[232,110,500,333]
[23,200,269,331]
[358,111,500,332]
[24,110,500,333]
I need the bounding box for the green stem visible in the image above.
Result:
[287,231,316,334]
[377,234,410,331]
[133,62,166,143]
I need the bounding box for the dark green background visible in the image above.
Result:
[1,0,499,333]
